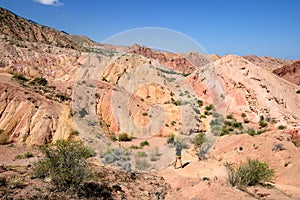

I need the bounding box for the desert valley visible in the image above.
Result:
[0,7,300,200]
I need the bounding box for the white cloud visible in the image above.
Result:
[34,0,63,6]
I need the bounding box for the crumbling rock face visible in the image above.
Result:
[215,55,300,127]
[128,44,195,74]
[273,60,300,85]
[0,81,73,145]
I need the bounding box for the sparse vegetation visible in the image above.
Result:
[292,140,300,147]
[136,151,147,157]
[259,120,268,128]
[220,126,230,136]
[272,143,285,151]
[193,107,201,114]
[246,128,256,136]
[140,140,150,147]
[7,175,24,189]
[205,104,215,111]
[32,140,94,192]
[204,111,211,116]
[173,100,182,106]
[55,93,71,102]
[256,129,267,135]
[197,99,203,107]
[150,146,160,161]
[29,77,48,86]
[277,125,287,130]
[118,133,132,142]
[0,130,9,145]
[130,145,140,149]
[70,130,80,136]
[210,112,225,135]
[192,133,206,149]
[102,148,131,171]
[135,157,151,170]
[167,133,175,144]
[11,73,28,83]
[226,114,233,119]
[225,158,274,190]
[14,152,33,160]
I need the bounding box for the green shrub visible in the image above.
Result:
[193,107,201,114]
[135,157,151,170]
[256,129,267,135]
[118,133,132,141]
[225,158,274,189]
[173,100,182,106]
[70,130,80,136]
[140,140,150,147]
[130,145,140,149]
[297,90,300,94]
[205,104,215,111]
[259,120,268,128]
[110,135,117,141]
[260,115,264,121]
[192,133,206,149]
[226,114,233,119]
[232,121,243,130]
[197,99,203,107]
[102,148,131,171]
[171,121,176,126]
[220,127,230,136]
[246,128,256,136]
[241,113,247,118]
[277,125,286,130]
[136,151,147,157]
[32,140,93,192]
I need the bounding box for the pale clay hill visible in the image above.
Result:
[0,7,300,199]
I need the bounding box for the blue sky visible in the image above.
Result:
[1,0,300,59]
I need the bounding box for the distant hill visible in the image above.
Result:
[273,60,300,86]
[0,7,80,50]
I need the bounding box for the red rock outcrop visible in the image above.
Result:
[273,60,300,85]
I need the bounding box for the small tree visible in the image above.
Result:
[32,140,94,192]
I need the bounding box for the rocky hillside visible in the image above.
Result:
[273,60,300,85]
[0,7,80,50]
[242,55,293,71]
[0,7,300,199]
